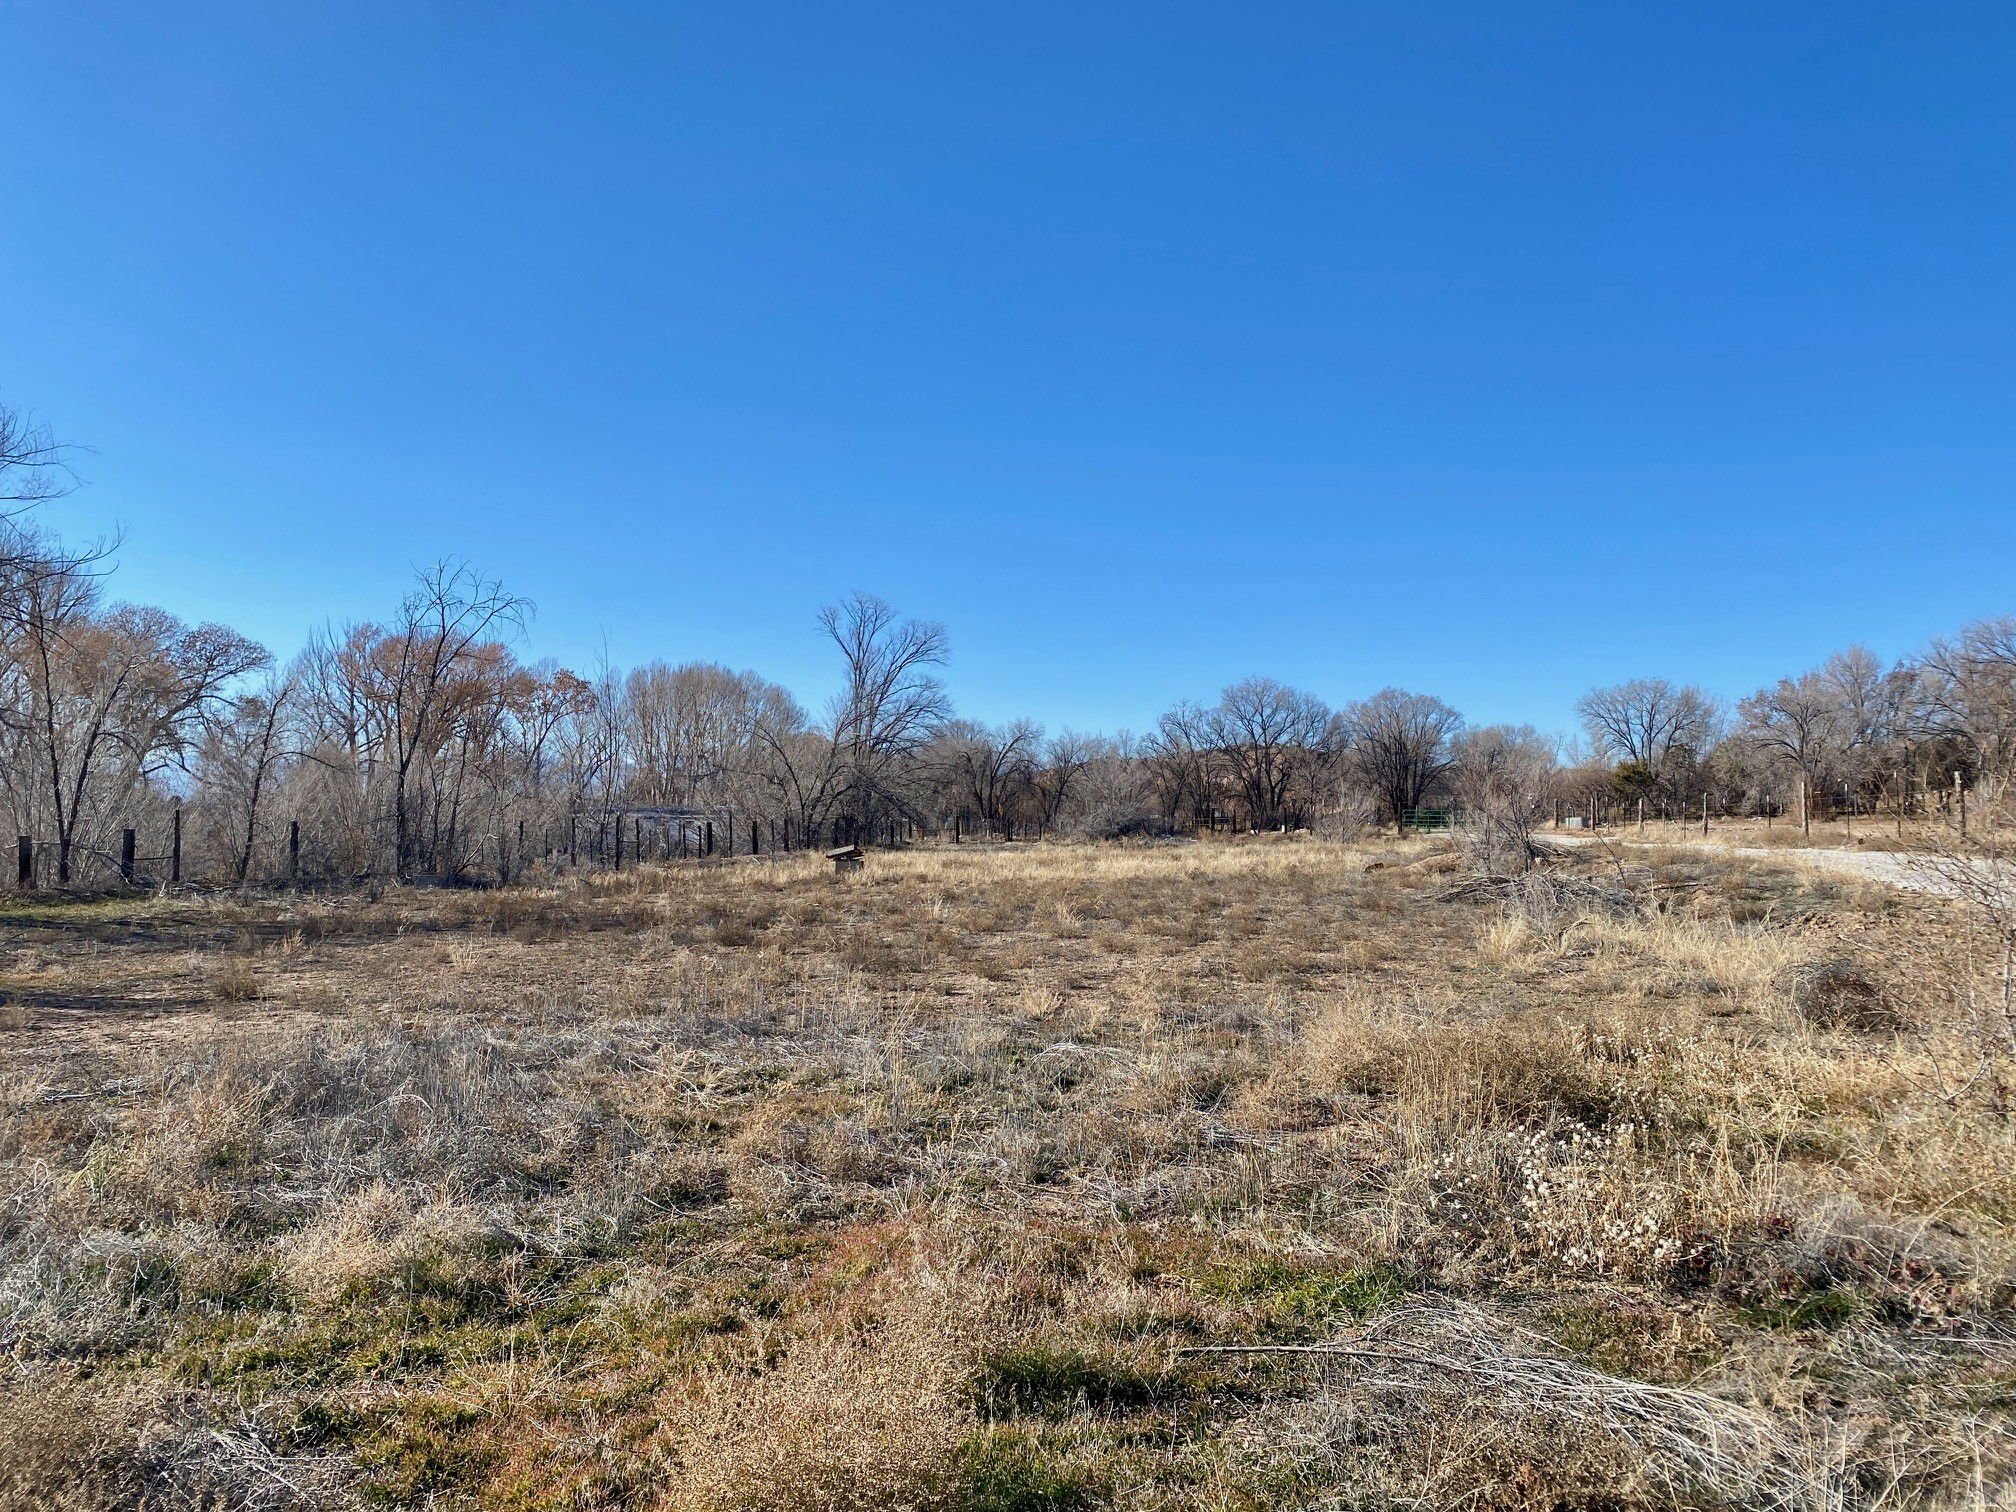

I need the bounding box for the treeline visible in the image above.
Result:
[0,400,2010,885]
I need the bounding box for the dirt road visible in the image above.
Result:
[1551,834,2001,901]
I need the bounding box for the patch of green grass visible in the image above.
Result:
[1199,1257,1414,1337]
[956,1431,1110,1511]
[1542,1298,1715,1381]
[1735,1286,1867,1333]
[163,1254,622,1391]
[353,1394,495,1504]
[972,1344,1163,1416]
[186,1257,290,1313]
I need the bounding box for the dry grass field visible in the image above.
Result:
[4,835,2016,1510]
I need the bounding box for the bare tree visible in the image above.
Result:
[1032,730,1100,833]
[755,593,948,837]
[0,400,76,514]
[1739,670,1848,833]
[1205,677,1332,829]
[621,661,794,809]
[1920,618,2016,787]
[1143,701,1218,827]
[0,401,114,639]
[1345,688,1464,832]
[938,718,1041,834]
[1576,679,1720,800]
[197,668,300,883]
[1,563,266,883]
[377,562,530,879]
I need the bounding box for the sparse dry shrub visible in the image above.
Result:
[1306,1006,1617,1132]
[726,1097,904,1207]
[1574,910,1814,1012]
[90,1074,270,1228]
[1749,825,1828,849]
[1789,956,1911,1032]
[207,956,263,1002]
[802,1116,902,1185]
[282,1181,495,1303]
[0,1375,354,1511]
[653,1295,973,1512]
[1242,1304,1818,1511]
[1414,1121,1687,1281]
[0,1377,138,1511]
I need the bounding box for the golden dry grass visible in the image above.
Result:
[1,835,2013,1509]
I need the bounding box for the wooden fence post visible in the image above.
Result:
[289,820,300,881]
[613,817,623,870]
[171,807,182,884]
[705,821,714,857]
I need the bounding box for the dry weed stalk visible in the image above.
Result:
[1221,1303,1826,1509]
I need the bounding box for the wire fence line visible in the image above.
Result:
[3,810,947,892]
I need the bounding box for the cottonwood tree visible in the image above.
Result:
[0,401,73,513]
[1739,670,1850,832]
[755,594,948,836]
[195,669,300,884]
[0,402,113,643]
[1204,677,1332,830]
[1820,645,1912,801]
[293,564,531,878]
[1920,618,2016,787]
[1058,734,1160,837]
[1576,678,1720,804]
[620,661,795,809]
[1143,701,1219,827]
[937,719,1041,834]
[0,564,265,882]
[513,661,598,801]
[1345,687,1464,831]
[377,563,530,878]
[1031,730,1100,834]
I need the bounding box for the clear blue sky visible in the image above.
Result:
[3,3,2012,737]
